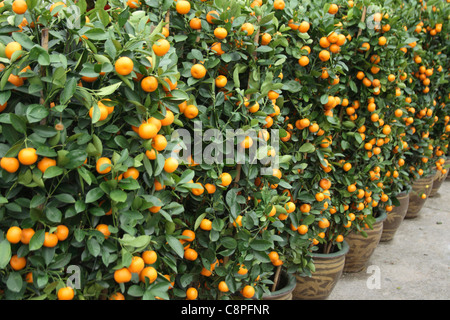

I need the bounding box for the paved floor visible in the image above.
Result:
[328,179,450,300]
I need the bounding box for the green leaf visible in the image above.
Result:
[7,272,23,293]
[26,104,49,123]
[85,187,105,203]
[0,239,12,269]
[298,143,315,153]
[166,235,184,258]
[60,78,77,104]
[43,166,63,179]
[249,239,272,251]
[29,229,45,251]
[110,189,127,203]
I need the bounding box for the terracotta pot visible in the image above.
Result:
[262,270,296,300]
[405,174,434,219]
[429,163,450,197]
[343,211,387,273]
[380,190,410,242]
[293,241,349,300]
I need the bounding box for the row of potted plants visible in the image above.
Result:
[0,0,448,300]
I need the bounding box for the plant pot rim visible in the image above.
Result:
[311,240,349,258]
[262,270,296,299]
[374,209,388,223]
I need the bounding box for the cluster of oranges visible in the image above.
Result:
[0,0,448,301]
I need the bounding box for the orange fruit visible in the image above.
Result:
[164,157,178,173]
[186,287,198,300]
[191,64,207,79]
[57,287,75,300]
[109,292,125,300]
[96,157,112,174]
[126,0,140,8]
[123,167,139,179]
[128,256,145,274]
[141,76,158,92]
[219,172,232,186]
[298,224,308,235]
[175,0,191,14]
[285,201,296,213]
[96,224,111,239]
[184,104,199,119]
[298,56,310,67]
[1,157,20,173]
[206,10,220,24]
[142,250,158,265]
[241,23,254,36]
[273,0,285,10]
[218,281,229,292]
[152,134,167,151]
[37,157,57,174]
[191,182,204,196]
[20,228,35,244]
[43,232,59,247]
[5,42,22,59]
[6,226,22,244]
[319,50,330,61]
[18,148,38,166]
[200,218,212,231]
[184,248,198,261]
[10,254,26,270]
[114,268,132,283]
[160,109,174,126]
[152,39,170,56]
[55,225,69,241]
[189,18,202,30]
[328,3,338,14]
[241,285,255,299]
[12,0,27,14]
[215,75,227,88]
[115,57,134,76]
[204,183,216,194]
[299,21,310,33]
[214,27,228,39]
[182,229,195,242]
[138,122,158,140]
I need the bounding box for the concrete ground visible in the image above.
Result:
[328,180,450,300]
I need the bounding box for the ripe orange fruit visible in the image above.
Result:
[299,21,310,33]
[10,254,26,270]
[128,256,145,274]
[141,76,158,92]
[319,50,331,61]
[186,287,198,300]
[260,33,272,45]
[139,266,158,283]
[5,41,22,59]
[184,104,199,119]
[96,157,112,174]
[298,56,310,66]
[214,27,228,39]
[55,225,69,241]
[298,225,308,235]
[12,0,27,14]
[160,109,174,126]
[336,235,344,242]
[43,232,59,247]
[184,248,198,261]
[96,224,111,239]
[152,39,170,56]
[191,63,207,79]
[109,292,126,300]
[182,229,195,242]
[123,167,139,179]
[284,201,296,213]
[138,122,158,140]
[6,226,22,244]
[176,0,191,14]
[241,22,254,36]
[126,0,140,8]
[328,3,338,14]
[20,228,35,244]
[378,36,387,46]
[115,57,134,76]
[37,157,57,174]
[18,148,38,166]
[57,287,75,300]
[189,17,202,30]
[114,267,132,283]
[191,182,204,196]
[1,157,20,173]
[200,218,212,231]
[219,172,232,186]
[152,134,167,151]
[204,183,216,194]
[215,75,227,88]
[241,285,255,298]
[164,157,178,173]
[273,0,285,10]
[218,281,229,292]
[142,250,158,265]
